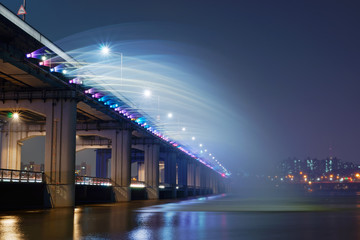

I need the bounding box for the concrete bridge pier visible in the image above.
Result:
[195,162,201,195]
[44,99,77,208]
[177,157,188,197]
[111,130,132,201]
[164,151,177,199]
[199,165,206,195]
[212,172,220,194]
[205,168,212,194]
[76,127,132,201]
[144,143,160,199]
[187,160,196,196]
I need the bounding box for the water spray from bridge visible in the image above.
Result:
[47,26,231,176]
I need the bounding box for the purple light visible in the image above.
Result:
[26,53,32,58]
[93,93,102,98]
[69,78,82,85]
[85,88,95,94]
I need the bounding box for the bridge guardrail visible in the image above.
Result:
[0,168,43,183]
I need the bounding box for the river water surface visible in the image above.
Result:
[1,192,360,240]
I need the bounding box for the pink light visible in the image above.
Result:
[85,88,95,94]
[93,93,102,98]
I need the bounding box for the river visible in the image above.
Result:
[1,192,360,239]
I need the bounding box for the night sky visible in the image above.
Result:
[2,0,360,175]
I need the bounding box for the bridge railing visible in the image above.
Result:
[75,175,112,186]
[0,169,44,183]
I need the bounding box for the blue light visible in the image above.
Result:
[99,96,111,102]
[110,103,119,108]
[135,117,146,124]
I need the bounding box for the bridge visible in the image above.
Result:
[0,4,229,208]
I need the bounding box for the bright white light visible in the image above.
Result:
[159,185,165,189]
[101,45,110,55]
[182,127,186,131]
[212,157,215,159]
[191,136,196,141]
[209,153,212,156]
[167,113,173,118]
[199,144,203,147]
[12,112,19,120]
[144,89,151,97]
[204,149,208,152]
[41,56,46,61]
[62,70,67,74]
[130,183,145,188]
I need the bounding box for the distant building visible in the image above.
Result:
[76,161,91,176]
[279,156,359,180]
[21,162,44,172]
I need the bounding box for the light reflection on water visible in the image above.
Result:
[2,194,360,239]
[0,216,23,240]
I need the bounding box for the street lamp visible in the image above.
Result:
[12,112,19,120]
[144,89,151,98]
[99,45,123,87]
[100,45,110,55]
[7,112,19,120]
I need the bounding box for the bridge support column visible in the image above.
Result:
[164,151,177,199]
[96,149,111,178]
[187,160,196,196]
[195,162,201,195]
[44,99,77,208]
[0,121,45,170]
[177,157,188,197]
[145,144,160,199]
[205,168,211,194]
[199,165,206,195]
[212,172,219,194]
[111,130,131,201]
[1,122,23,170]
